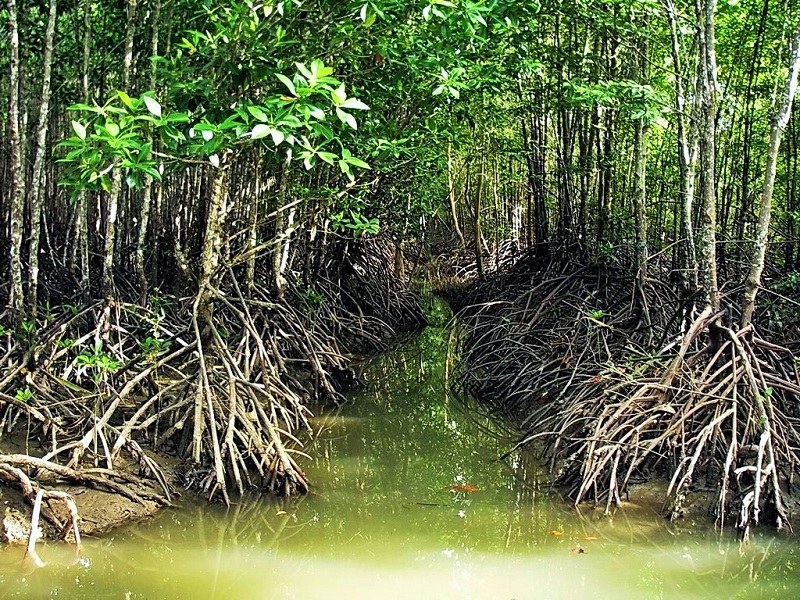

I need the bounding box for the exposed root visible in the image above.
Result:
[0,460,82,555]
[0,235,424,508]
[453,255,800,532]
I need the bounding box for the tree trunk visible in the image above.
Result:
[272,165,290,301]
[696,0,721,311]
[666,0,699,291]
[196,167,230,345]
[7,0,26,318]
[136,0,162,302]
[102,0,137,302]
[447,142,466,248]
[71,0,92,294]
[474,144,485,277]
[246,160,262,292]
[27,0,59,318]
[192,166,229,471]
[741,23,800,327]
[633,118,650,286]
[632,26,650,299]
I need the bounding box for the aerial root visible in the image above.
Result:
[453,257,800,531]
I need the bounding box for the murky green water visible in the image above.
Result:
[2,322,799,599]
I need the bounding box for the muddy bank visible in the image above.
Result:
[1,482,160,544]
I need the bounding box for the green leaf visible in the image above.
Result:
[336,108,357,130]
[296,62,314,82]
[247,105,269,122]
[342,98,370,111]
[318,151,337,165]
[308,106,326,120]
[72,121,87,140]
[346,156,370,169]
[68,102,100,112]
[165,112,190,123]
[277,115,303,128]
[105,122,120,137]
[251,124,272,140]
[276,73,297,96]
[143,95,162,117]
[331,83,347,106]
[117,91,135,110]
[270,129,285,146]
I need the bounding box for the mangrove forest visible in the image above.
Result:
[2,0,800,596]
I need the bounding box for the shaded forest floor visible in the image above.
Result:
[437,244,800,538]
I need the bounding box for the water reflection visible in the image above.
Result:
[1,315,799,599]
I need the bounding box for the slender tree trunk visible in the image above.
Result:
[633,120,650,279]
[71,0,92,294]
[666,0,699,290]
[102,0,137,301]
[741,23,800,327]
[27,0,58,317]
[246,160,262,292]
[136,0,162,302]
[474,144,485,277]
[272,165,290,301]
[196,167,229,335]
[731,0,770,266]
[447,142,466,248]
[632,29,650,297]
[696,0,721,311]
[7,0,26,318]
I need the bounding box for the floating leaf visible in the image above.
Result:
[447,484,479,493]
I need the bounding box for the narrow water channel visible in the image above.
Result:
[1,321,798,599]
